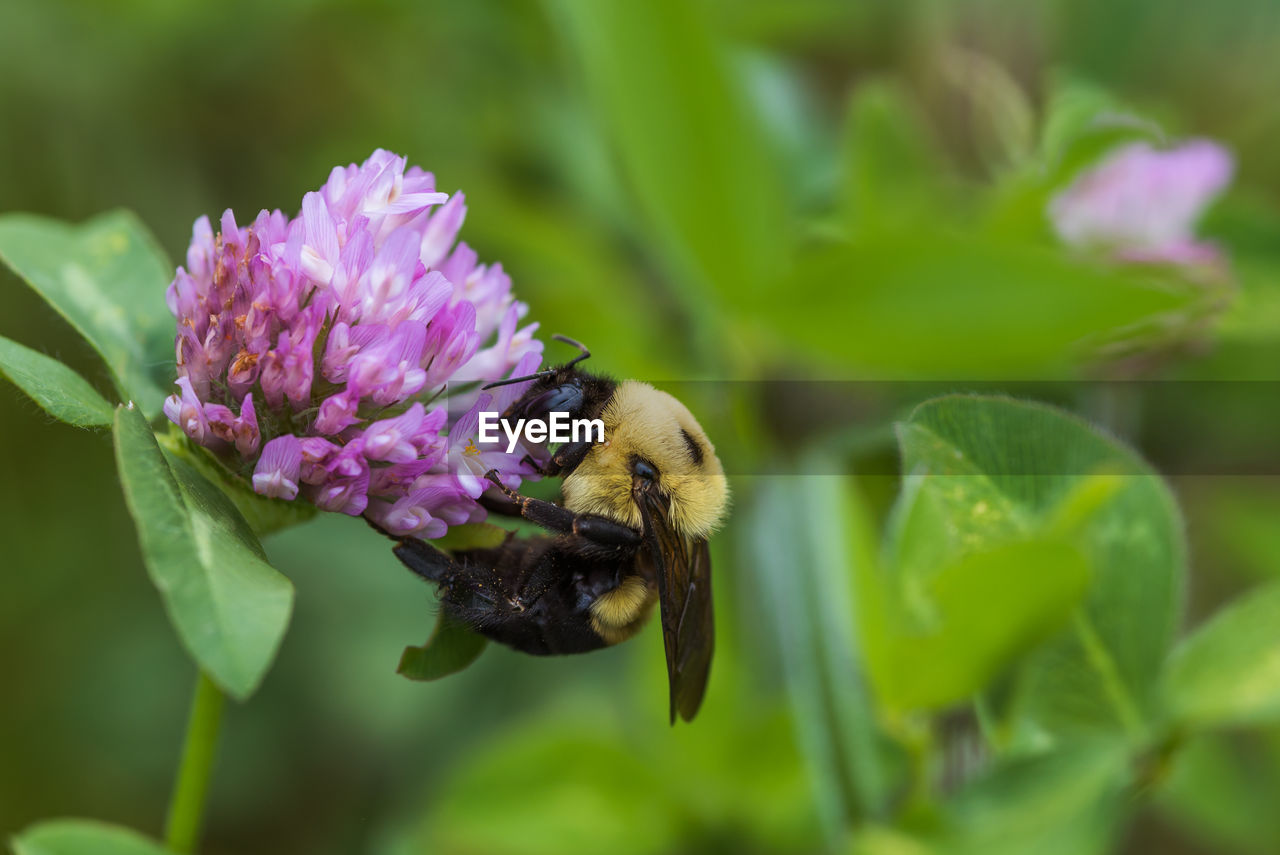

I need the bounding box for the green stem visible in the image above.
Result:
[165,671,226,854]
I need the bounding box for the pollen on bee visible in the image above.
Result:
[589,576,654,644]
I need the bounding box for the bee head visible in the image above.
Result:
[562,381,729,540]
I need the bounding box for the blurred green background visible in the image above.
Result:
[4,1,1280,854]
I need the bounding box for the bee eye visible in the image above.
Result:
[633,459,659,481]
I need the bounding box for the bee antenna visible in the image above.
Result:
[481,334,591,390]
[551,334,591,368]
[482,369,554,390]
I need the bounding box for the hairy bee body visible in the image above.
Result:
[400,528,655,655]
[393,342,728,721]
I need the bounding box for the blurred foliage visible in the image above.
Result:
[5,0,1280,854]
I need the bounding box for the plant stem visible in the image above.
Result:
[165,670,226,854]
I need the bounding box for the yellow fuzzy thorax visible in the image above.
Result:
[562,381,730,540]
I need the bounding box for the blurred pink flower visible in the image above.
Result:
[163,150,545,538]
[1049,139,1233,266]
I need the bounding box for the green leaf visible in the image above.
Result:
[873,537,1090,712]
[113,403,293,700]
[938,741,1129,855]
[550,0,787,305]
[1194,481,1280,583]
[420,723,679,855]
[936,48,1035,173]
[760,234,1190,377]
[0,333,113,427]
[156,428,317,538]
[398,612,488,681]
[848,827,937,855]
[887,465,1028,583]
[12,819,178,855]
[412,709,822,855]
[1165,581,1280,728]
[743,474,891,835]
[854,743,1129,855]
[900,395,1185,739]
[1037,77,1125,175]
[0,210,174,416]
[432,522,509,553]
[1153,732,1280,854]
[982,80,1161,243]
[840,80,954,235]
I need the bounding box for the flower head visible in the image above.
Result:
[164,149,545,538]
[1049,139,1233,266]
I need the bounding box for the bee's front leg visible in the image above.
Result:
[482,470,640,546]
[518,438,594,478]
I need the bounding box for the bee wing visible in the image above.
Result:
[669,536,714,722]
[638,493,714,723]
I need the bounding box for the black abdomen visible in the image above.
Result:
[443,535,638,656]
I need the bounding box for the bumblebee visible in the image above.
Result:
[391,337,729,722]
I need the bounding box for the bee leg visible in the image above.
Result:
[483,470,641,546]
[381,523,527,607]
[478,490,523,518]
[516,439,594,479]
[518,454,550,475]
[393,538,523,613]
[392,537,458,583]
[547,440,594,476]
